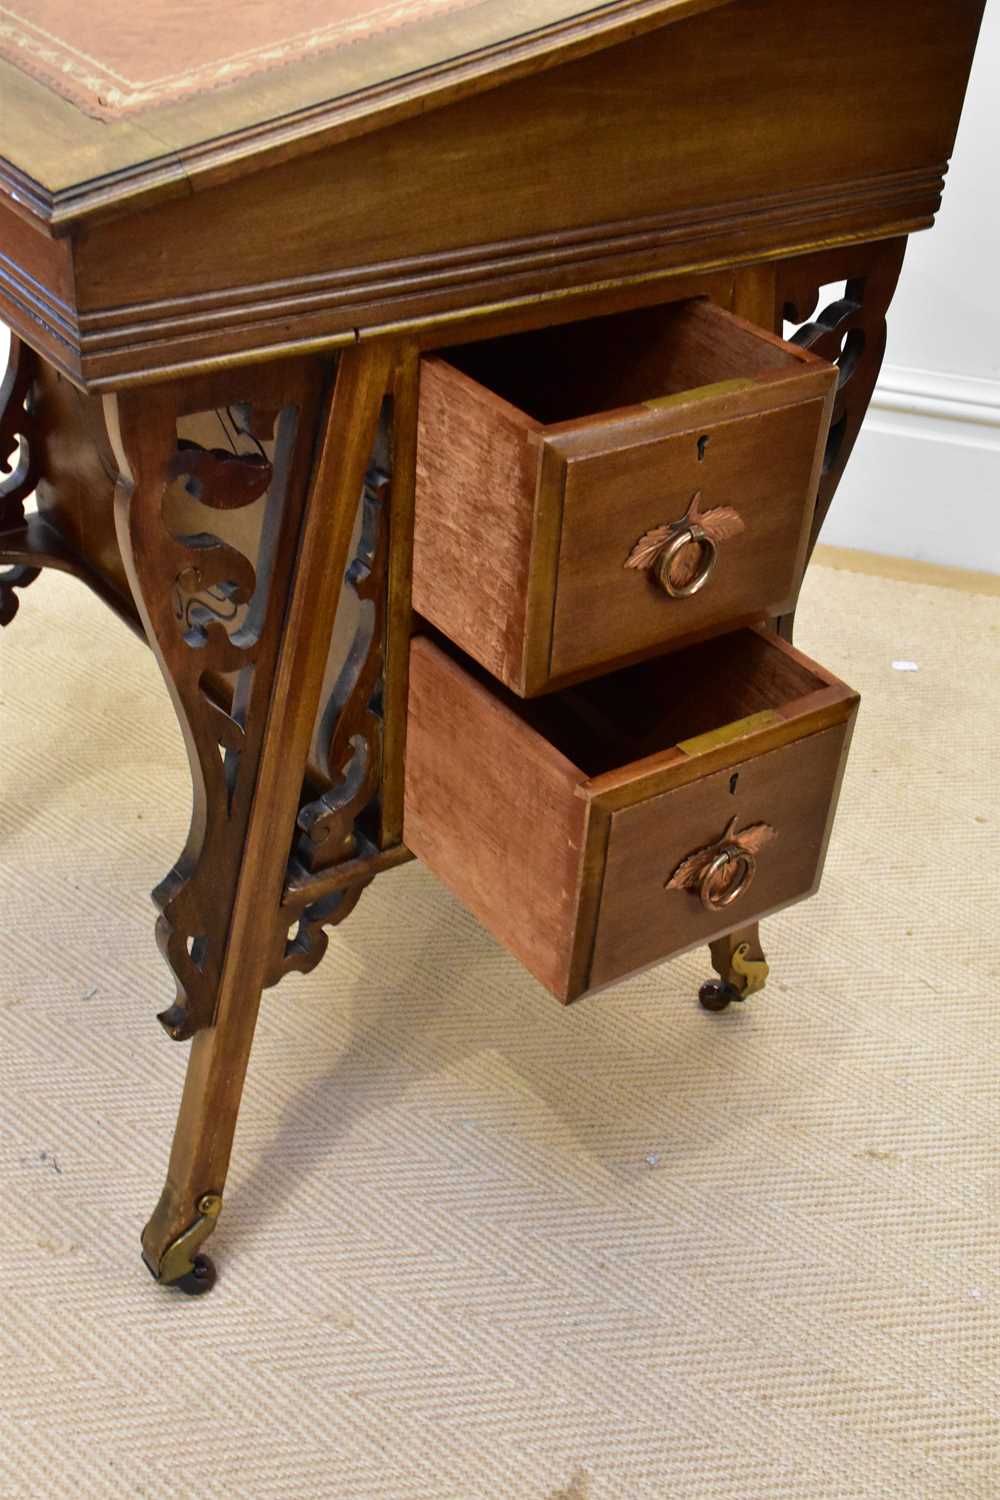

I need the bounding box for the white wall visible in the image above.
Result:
[819,4,1000,572]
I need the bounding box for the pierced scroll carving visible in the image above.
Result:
[0,335,41,626]
[108,377,318,1040]
[267,409,392,987]
[298,456,389,868]
[272,881,373,986]
[777,238,907,554]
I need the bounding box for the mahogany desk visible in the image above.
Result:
[0,0,986,1293]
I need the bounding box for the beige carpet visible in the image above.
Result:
[0,559,997,1499]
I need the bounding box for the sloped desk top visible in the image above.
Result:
[0,0,732,215]
[0,0,986,390]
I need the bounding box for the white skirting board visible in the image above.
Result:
[820,364,1000,573]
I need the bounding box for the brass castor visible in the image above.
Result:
[143,1191,223,1296]
[172,1253,217,1296]
[698,979,743,1012]
[700,937,769,1012]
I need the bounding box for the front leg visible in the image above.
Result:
[106,345,392,1292]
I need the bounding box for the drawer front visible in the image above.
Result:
[589,723,851,990]
[547,396,827,682]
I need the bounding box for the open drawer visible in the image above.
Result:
[404,627,858,1002]
[413,299,836,697]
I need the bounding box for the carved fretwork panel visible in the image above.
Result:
[0,334,42,625]
[270,880,373,988]
[266,403,392,987]
[106,363,327,1040]
[776,237,907,556]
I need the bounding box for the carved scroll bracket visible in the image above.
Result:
[777,237,908,554]
[0,335,42,625]
[267,411,392,988]
[107,378,315,1040]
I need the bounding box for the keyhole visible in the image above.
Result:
[729,772,739,796]
[697,434,710,462]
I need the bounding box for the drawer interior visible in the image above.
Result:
[463,627,835,779]
[437,298,798,424]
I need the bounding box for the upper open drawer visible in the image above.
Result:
[413,298,836,696]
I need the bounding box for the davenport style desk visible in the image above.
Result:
[0,0,986,1293]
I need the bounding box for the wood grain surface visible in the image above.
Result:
[412,355,543,689]
[589,723,851,989]
[404,629,857,1002]
[404,635,589,998]
[413,296,834,694]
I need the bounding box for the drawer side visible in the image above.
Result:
[413,357,541,689]
[404,636,589,998]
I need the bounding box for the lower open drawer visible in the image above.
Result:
[404,627,859,1002]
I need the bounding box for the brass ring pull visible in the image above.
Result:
[699,845,756,911]
[655,522,719,598]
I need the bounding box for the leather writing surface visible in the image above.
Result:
[0,0,483,115]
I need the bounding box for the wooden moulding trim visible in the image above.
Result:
[0,0,738,228]
[64,218,938,392]
[359,216,936,343]
[0,250,76,338]
[2,215,934,394]
[86,217,937,390]
[0,268,83,383]
[75,164,945,343]
[85,330,358,392]
[406,268,735,354]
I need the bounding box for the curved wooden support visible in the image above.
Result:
[0,334,42,626]
[0,563,39,627]
[777,237,908,558]
[105,364,324,1039]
